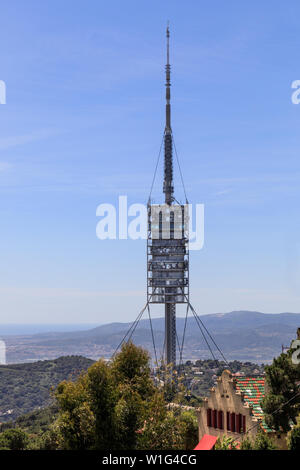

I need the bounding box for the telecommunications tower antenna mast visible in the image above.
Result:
[113,28,229,376]
[147,26,189,367]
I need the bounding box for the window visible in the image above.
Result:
[218,410,224,430]
[207,409,225,430]
[242,415,246,433]
[226,412,246,433]
[235,414,246,434]
[207,409,212,427]
[226,411,231,431]
[212,409,218,428]
[236,413,241,433]
[218,410,224,429]
[230,413,236,432]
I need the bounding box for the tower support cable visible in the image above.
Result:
[186,299,232,370]
[172,133,188,204]
[175,330,188,384]
[148,132,165,204]
[147,303,159,367]
[112,302,149,358]
[178,303,190,371]
[190,308,219,364]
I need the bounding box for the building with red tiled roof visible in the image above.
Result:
[196,369,287,449]
[235,376,272,433]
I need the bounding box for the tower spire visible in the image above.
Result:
[165,23,171,130]
[163,24,174,205]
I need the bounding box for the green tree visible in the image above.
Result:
[55,375,96,450]
[110,343,155,449]
[53,342,197,451]
[240,436,253,450]
[261,351,300,432]
[178,410,198,450]
[86,359,117,449]
[136,392,184,450]
[287,415,300,450]
[114,385,144,449]
[54,342,158,450]
[288,426,300,450]
[253,431,277,450]
[215,435,238,450]
[112,342,155,400]
[39,426,61,450]
[0,428,29,450]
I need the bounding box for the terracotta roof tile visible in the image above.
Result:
[235,376,272,432]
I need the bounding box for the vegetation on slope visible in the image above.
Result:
[1,336,299,450]
[0,343,199,450]
[0,356,94,422]
[180,359,265,398]
[261,347,300,432]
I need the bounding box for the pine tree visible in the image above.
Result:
[261,350,300,432]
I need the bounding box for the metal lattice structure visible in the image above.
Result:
[146,27,189,366]
[113,28,231,378]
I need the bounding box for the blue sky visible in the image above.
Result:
[1,0,300,323]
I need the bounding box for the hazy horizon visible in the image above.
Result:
[1,310,300,337]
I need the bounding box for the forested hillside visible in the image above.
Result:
[0,356,94,422]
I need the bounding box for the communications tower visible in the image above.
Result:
[147,27,189,367]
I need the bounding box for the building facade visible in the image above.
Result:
[196,369,287,449]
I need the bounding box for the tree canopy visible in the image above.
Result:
[261,349,300,432]
[54,342,197,450]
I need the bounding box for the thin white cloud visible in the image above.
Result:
[0,129,59,152]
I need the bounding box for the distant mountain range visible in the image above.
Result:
[2,311,300,364]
